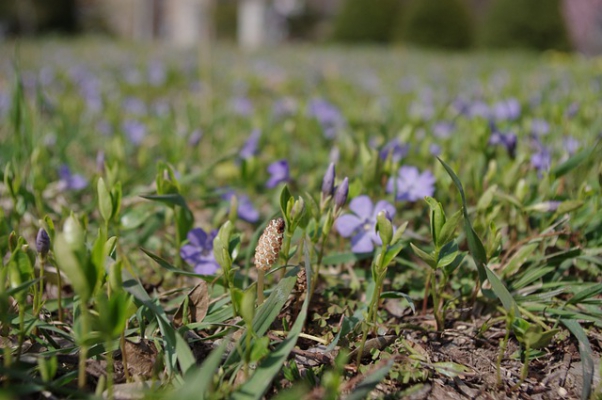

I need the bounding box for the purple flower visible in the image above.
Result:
[531,147,551,173]
[468,100,490,119]
[544,201,562,212]
[58,165,88,191]
[563,136,579,156]
[240,129,261,160]
[429,143,441,156]
[387,166,435,202]
[492,98,521,121]
[321,163,336,198]
[272,97,297,119]
[432,122,455,139]
[36,228,50,256]
[189,129,203,146]
[222,191,260,223]
[266,160,290,188]
[531,119,550,136]
[230,96,254,116]
[122,120,147,145]
[334,177,349,211]
[489,127,517,158]
[307,98,345,139]
[335,195,395,253]
[379,139,409,163]
[180,228,220,275]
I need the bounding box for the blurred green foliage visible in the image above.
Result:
[481,0,571,51]
[396,0,474,49]
[332,0,401,43]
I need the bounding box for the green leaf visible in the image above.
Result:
[511,266,555,290]
[54,234,91,302]
[424,196,445,247]
[437,209,462,247]
[432,362,472,379]
[381,241,405,268]
[140,193,189,209]
[410,243,436,269]
[561,319,594,400]
[568,283,602,305]
[437,157,518,315]
[231,242,312,400]
[141,248,216,280]
[279,185,293,223]
[175,341,227,400]
[551,146,595,179]
[322,252,372,266]
[97,177,113,223]
[346,358,395,400]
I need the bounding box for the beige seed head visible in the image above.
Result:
[255,218,285,271]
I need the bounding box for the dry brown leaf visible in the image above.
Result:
[173,281,209,327]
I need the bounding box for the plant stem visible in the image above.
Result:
[106,341,114,400]
[496,316,511,386]
[121,330,130,381]
[78,305,90,389]
[257,269,265,306]
[279,230,292,279]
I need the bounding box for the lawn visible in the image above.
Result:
[0,39,601,399]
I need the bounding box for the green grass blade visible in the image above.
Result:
[346,357,396,400]
[437,157,518,315]
[175,341,227,400]
[231,241,312,400]
[561,319,594,400]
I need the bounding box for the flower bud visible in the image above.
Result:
[255,218,285,271]
[376,211,393,247]
[36,228,50,257]
[321,163,336,198]
[334,177,349,212]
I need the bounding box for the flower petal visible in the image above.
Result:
[335,214,363,237]
[351,232,374,253]
[372,200,396,220]
[194,261,220,275]
[187,228,207,247]
[349,195,373,219]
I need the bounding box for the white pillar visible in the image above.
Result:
[238,0,266,51]
[169,0,201,47]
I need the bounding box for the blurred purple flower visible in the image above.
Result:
[531,119,550,136]
[433,122,455,139]
[387,166,435,202]
[335,195,395,253]
[307,98,345,139]
[148,61,166,86]
[563,136,579,156]
[123,97,147,115]
[222,190,260,223]
[492,98,521,121]
[321,162,336,198]
[565,102,579,119]
[266,160,290,188]
[379,139,409,163]
[240,129,261,159]
[429,143,441,156]
[531,147,551,173]
[272,97,297,119]
[122,120,147,145]
[189,129,203,146]
[58,165,88,191]
[489,127,517,158]
[180,228,220,275]
[230,96,254,116]
[96,150,105,173]
[543,201,562,212]
[468,100,490,119]
[0,91,10,116]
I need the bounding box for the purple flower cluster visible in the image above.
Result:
[180,228,220,275]
[335,196,395,253]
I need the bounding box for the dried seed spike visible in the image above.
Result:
[255,218,285,272]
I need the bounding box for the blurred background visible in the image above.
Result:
[0,0,601,54]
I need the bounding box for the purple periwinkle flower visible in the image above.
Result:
[379,139,409,163]
[266,160,290,188]
[58,165,88,191]
[531,119,550,136]
[222,191,260,223]
[387,166,435,202]
[188,129,203,146]
[489,128,517,158]
[492,98,521,121]
[531,147,551,173]
[307,98,345,139]
[180,228,220,275]
[122,120,147,145]
[334,177,349,211]
[36,228,50,256]
[429,143,441,156]
[240,129,261,160]
[230,96,254,116]
[432,122,455,139]
[335,195,395,253]
[322,163,336,198]
[563,136,579,156]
